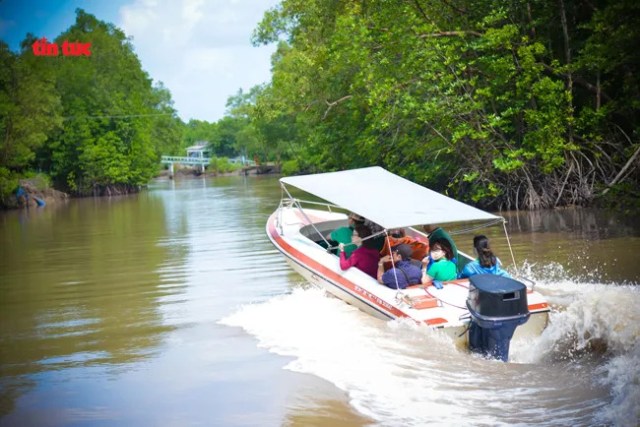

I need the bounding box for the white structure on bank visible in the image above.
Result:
[161,141,211,177]
[186,141,211,160]
[160,141,256,178]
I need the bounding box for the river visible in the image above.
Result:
[1,175,638,426]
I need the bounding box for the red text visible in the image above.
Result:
[32,38,91,57]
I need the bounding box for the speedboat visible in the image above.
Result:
[266,167,550,361]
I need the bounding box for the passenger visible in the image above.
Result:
[364,219,387,251]
[339,224,379,279]
[458,235,511,278]
[421,238,458,287]
[327,212,365,258]
[389,228,405,238]
[377,244,422,289]
[380,228,429,262]
[423,224,458,262]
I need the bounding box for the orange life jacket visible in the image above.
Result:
[380,236,430,262]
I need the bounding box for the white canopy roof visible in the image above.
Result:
[280,166,501,229]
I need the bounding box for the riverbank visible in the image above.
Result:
[3,164,283,210]
[6,179,69,210]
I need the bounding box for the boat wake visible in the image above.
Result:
[220,271,639,426]
[515,264,640,426]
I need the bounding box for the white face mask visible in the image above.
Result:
[430,249,445,260]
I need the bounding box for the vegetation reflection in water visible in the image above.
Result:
[0,194,185,418]
[0,175,638,426]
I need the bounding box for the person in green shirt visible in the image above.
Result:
[421,238,457,288]
[423,224,458,261]
[327,212,365,258]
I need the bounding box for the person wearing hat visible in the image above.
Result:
[421,238,457,288]
[377,244,422,289]
[327,212,365,258]
[423,224,458,269]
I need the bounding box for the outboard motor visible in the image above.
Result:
[466,274,530,362]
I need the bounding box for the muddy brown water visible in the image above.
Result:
[1,176,638,426]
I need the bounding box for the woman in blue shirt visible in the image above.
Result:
[459,235,511,278]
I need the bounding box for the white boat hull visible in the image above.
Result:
[267,206,550,350]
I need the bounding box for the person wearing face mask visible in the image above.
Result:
[338,223,380,279]
[423,224,458,261]
[421,238,457,288]
[458,235,511,279]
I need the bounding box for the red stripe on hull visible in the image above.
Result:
[528,302,549,312]
[267,212,549,326]
[267,213,413,321]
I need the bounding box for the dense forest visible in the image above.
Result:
[0,10,253,207]
[0,10,181,202]
[1,1,639,211]
[244,0,640,210]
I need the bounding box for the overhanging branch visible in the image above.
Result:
[323,95,353,119]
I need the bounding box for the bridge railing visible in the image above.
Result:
[161,155,256,166]
[161,156,210,165]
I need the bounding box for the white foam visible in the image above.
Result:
[220,289,477,424]
[595,340,640,426]
[220,274,640,426]
[513,266,640,425]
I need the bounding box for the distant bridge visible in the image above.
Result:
[161,155,209,175]
[161,155,210,165]
[160,155,256,176]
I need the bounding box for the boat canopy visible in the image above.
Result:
[280,166,501,229]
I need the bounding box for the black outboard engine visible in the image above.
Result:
[466,274,530,362]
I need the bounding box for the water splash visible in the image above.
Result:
[514,263,640,426]
[220,271,639,426]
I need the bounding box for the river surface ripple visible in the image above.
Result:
[1,176,638,426]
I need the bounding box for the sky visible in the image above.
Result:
[0,0,281,122]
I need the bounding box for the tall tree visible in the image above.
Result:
[251,0,640,209]
[150,82,184,158]
[0,38,62,204]
[43,9,180,195]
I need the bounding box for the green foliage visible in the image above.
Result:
[0,39,62,203]
[23,172,51,189]
[594,182,640,214]
[182,119,216,153]
[181,114,248,160]
[281,159,300,176]
[150,82,183,157]
[242,0,640,209]
[208,157,242,174]
[0,167,19,206]
[0,10,183,205]
[45,10,177,194]
[4,2,638,210]
[214,115,246,158]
